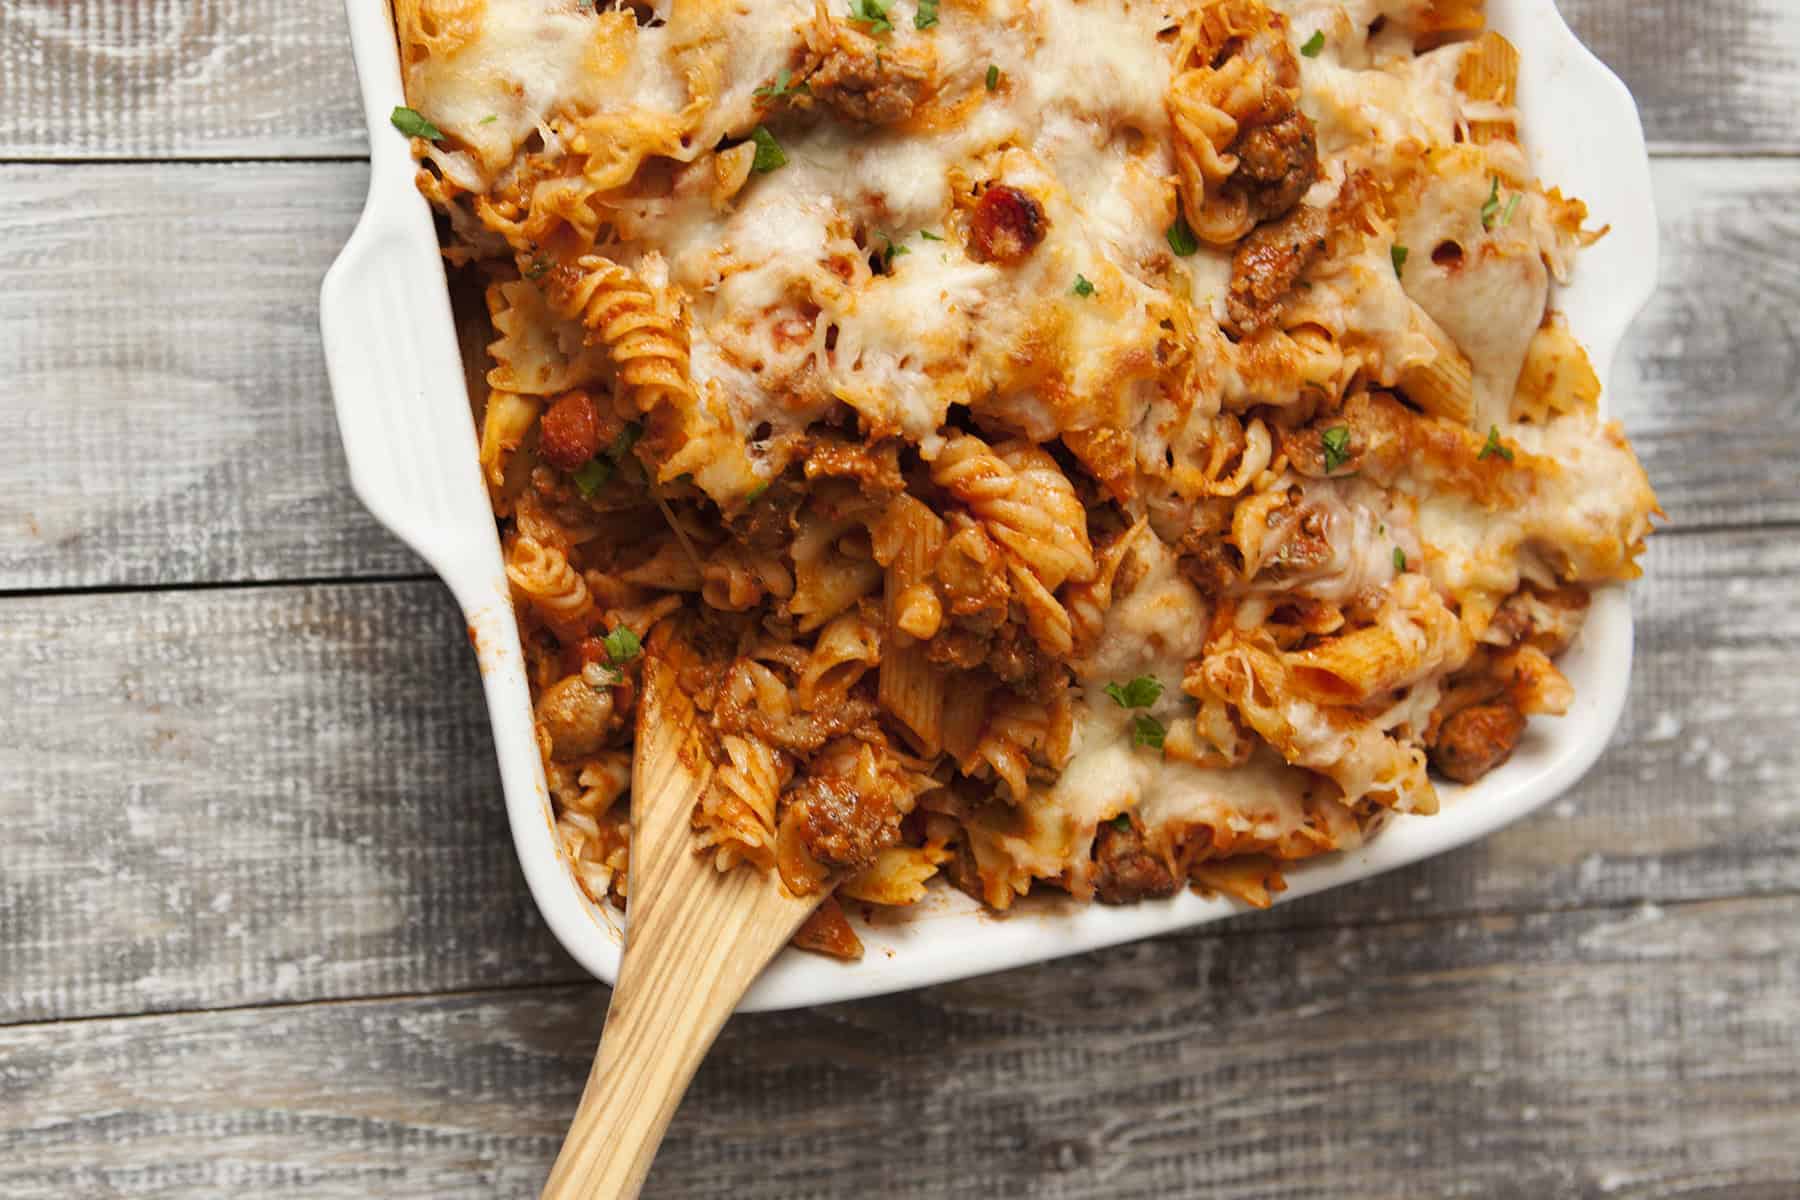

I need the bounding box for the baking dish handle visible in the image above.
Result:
[318,1,501,599]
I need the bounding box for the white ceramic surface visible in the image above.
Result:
[320,0,1658,1012]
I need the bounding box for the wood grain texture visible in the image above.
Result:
[0,161,424,589]
[1566,0,1800,155]
[2,0,1796,159]
[2,157,1794,593]
[3,893,1796,1198]
[3,5,1796,1192]
[0,579,575,1026]
[3,527,1794,1027]
[0,0,364,161]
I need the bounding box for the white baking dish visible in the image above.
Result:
[320,0,1657,1012]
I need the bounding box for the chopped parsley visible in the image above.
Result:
[389,106,443,141]
[919,229,944,241]
[571,457,613,498]
[754,69,809,101]
[872,231,911,271]
[1321,425,1352,472]
[479,114,499,125]
[1477,425,1515,462]
[611,422,644,460]
[1131,714,1167,750]
[1479,175,1502,229]
[1104,675,1163,709]
[1394,546,1407,573]
[1391,243,1408,275]
[1300,30,1325,57]
[524,253,552,280]
[848,0,895,35]
[1166,213,1199,256]
[986,64,1001,91]
[1072,274,1095,297]
[1110,812,1133,833]
[571,421,645,496]
[602,625,642,664]
[914,0,939,28]
[749,125,787,173]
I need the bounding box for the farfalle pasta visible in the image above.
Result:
[396,0,1657,956]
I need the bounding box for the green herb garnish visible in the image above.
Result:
[1391,244,1408,275]
[1110,812,1133,833]
[479,114,499,125]
[1104,675,1163,709]
[1072,274,1095,297]
[1321,425,1352,472]
[1478,425,1514,462]
[754,69,809,101]
[1166,213,1199,256]
[611,422,644,461]
[1480,175,1502,229]
[1499,192,1521,227]
[602,626,642,664]
[525,253,552,280]
[915,0,939,29]
[749,126,787,173]
[1131,714,1166,750]
[873,231,911,270]
[1394,546,1407,573]
[572,457,613,498]
[389,106,443,141]
[848,0,894,35]
[919,230,944,241]
[986,64,1000,91]
[1300,30,1325,57]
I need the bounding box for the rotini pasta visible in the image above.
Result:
[397,0,1658,951]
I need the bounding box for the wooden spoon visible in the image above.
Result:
[541,654,823,1199]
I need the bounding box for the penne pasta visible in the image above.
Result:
[876,496,948,755]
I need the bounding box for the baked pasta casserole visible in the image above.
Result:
[393,0,1657,956]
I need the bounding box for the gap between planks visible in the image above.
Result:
[4,887,1792,1036]
[0,520,1771,604]
[0,571,435,603]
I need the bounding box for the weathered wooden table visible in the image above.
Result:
[2,2,1796,1195]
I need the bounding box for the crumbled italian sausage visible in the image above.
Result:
[1225,201,1328,336]
[1093,819,1180,904]
[1228,110,1319,225]
[808,25,933,124]
[1428,699,1527,783]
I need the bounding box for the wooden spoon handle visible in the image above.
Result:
[541,861,793,1197]
[541,657,820,1199]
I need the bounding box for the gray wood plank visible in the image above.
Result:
[2,527,1794,1026]
[1568,0,1800,157]
[0,578,570,1026]
[2,0,1796,159]
[1,156,1796,592]
[0,161,424,587]
[0,0,365,161]
[3,893,1796,1198]
[1622,155,1800,532]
